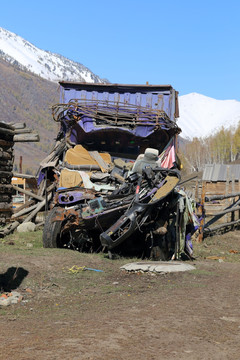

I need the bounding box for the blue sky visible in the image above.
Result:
[0,0,240,100]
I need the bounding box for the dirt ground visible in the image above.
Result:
[0,229,240,360]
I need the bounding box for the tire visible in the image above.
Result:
[42,207,63,248]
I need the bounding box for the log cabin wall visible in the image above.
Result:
[0,122,14,225]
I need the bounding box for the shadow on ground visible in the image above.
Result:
[0,267,29,292]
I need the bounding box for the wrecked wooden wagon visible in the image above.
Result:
[40,82,198,260]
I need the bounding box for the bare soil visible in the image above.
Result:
[0,230,240,360]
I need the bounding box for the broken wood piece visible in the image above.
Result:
[13,172,36,179]
[12,200,35,213]
[14,128,33,134]
[12,185,44,202]
[204,219,240,233]
[12,203,39,219]
[205,192,240,202]
[13,133,40,142]
[12,122,26,129]
[0,221,19,238]
[23,194,52,223]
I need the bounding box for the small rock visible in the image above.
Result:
[17,222,36,233]
[0,297,11,306]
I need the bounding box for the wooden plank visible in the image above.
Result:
[12,122,26,129]
[14,133,40,142]
[14,128,34,134]
[13,172,36,179]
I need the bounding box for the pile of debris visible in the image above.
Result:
[0,172,54,237]
[0,82,201,261]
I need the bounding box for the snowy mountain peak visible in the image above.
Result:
[0,26,103,83]
[178,92,240,139]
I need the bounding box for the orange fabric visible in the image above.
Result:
[59,169,83,188]
[65,145,111,166]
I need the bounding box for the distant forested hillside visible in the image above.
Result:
[0,58,59,173]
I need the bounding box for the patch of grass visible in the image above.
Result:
[0,230,43,252]
[193,232,240,263]
[190,269,216,276]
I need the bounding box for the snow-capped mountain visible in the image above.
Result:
[1,27,240,141]
[178,93,240,139]
[0,27,103,83]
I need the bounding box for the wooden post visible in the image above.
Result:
[231,174,235,223]
[45,169,48,218]
[225,166,230,223]
[19,156,22,174]
[195,180,199,203]
[198,181,206,242]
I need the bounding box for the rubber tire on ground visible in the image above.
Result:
[42,207,62,248]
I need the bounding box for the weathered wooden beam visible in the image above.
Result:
[12,202,38,219]
[0,221,20,238]
[12,122,26,129]
[13,133,40,142]
[35,221,45,229]
[205,192,240,202]
[23,193,52,223]
[14,128,33,134]
[12,199,35,213]
[13,172,36,179]
[204,219,240,233]
[12,185,44,202]
[205,205,240,217]
[204,198,240,227]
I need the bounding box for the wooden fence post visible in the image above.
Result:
[198,181,206,242]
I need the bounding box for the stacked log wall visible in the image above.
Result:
[0,122,14,225]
